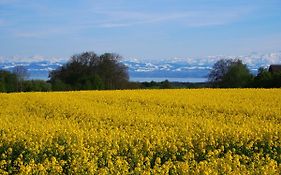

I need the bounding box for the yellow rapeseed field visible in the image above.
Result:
[0,89,280,174]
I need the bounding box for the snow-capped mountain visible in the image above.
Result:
[0,52,281,82]
[123,51,281,80]
[0,61,64,80]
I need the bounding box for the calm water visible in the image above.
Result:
[130,77,207,83]
[30,74,207,83]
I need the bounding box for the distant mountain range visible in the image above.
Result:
[1,52,281,82]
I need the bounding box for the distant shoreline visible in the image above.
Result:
[129,77,207,83]
[28,76,207,83]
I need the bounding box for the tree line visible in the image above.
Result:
[0,68,51,92]
[208,58,281,88]
[0,51,280,92]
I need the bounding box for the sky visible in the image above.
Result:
[0,0,281,60]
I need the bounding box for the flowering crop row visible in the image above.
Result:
[0,89,280,174]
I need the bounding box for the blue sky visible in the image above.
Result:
[0,0,281,60]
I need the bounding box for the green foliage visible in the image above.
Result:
[222,61,253,88]
[23,80,52,92]
[49,52,129,90]
[78,74,104,90]
[208,59,233,85]
[0,69,53,92]
[12,66,29,92]
[139,81,210,89]
[0,70,17,92]
[50,79,72,91]
[253,68,272,88]
[160,80,172,89]
[253,67,281,88]
[208,59,253,88]
[141,81,159,89]
[271,72,281,87]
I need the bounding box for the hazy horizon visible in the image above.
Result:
[2,51,281,82]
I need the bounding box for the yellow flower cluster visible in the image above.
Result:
[0,89,280,174]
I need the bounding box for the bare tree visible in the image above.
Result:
[13,66,29,91]
[208,59,252,88]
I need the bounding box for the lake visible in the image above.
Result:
[130,77,207,82]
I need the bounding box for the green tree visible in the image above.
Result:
[50,79,72,91]
[208,59,252,88]
[252,67,281,88]
[253,68,272,88]
[0,70,17,92]
[49,52,129,90]
[98,53,129,89]
[208,59,233,87]
[271,72,281,87]
[160,80,172,89]
[23,80,52,92]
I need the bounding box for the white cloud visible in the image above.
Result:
[5,1,255,39]
[0,55,66,63]
[91,6,253,28]
[123,51,281,70]
[13,26,74,38]
[95,11,190,28]
[14,31,46,38]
